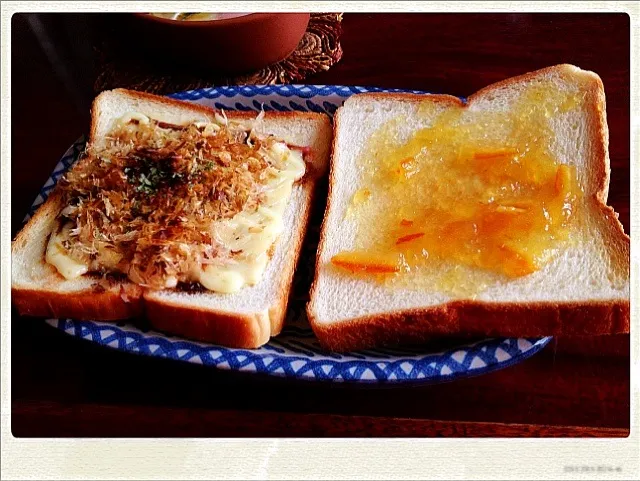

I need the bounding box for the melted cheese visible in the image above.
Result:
[46,224,88,279]
[47,123,305,294]
[198,143,305,293]
[120,112,150,125]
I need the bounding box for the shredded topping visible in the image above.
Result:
[56,113,294,289]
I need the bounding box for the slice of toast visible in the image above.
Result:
[12,89,332,348]
[307,64,630,352]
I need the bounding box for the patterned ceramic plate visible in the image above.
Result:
[30,85,551,383]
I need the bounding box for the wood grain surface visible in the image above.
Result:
[10,12,630,437]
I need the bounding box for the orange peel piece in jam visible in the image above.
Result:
[396,232,425,245]
[331,251,400,275]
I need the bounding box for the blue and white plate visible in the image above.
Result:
[30,85,551,383]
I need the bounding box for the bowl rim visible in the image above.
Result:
[133,12,309,27]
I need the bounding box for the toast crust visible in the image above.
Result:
[90,88,329,145]
[307,64,630,352]
[310,300,630,352]
[12,89,332,349]
[11,285,144,321]
[144,297,271,349]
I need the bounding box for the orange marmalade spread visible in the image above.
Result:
[332,82,586,296]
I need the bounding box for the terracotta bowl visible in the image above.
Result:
[123,13,311,74]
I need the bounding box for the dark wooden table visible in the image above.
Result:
[11,13,630,437]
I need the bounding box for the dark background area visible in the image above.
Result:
[11,12,630,437]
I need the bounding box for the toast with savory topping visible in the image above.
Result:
[307,64,629,352]
[12,89,332,348]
